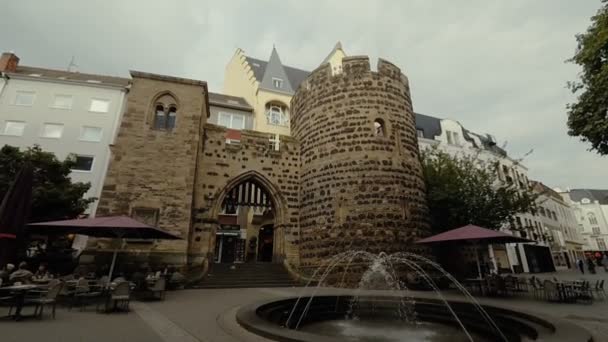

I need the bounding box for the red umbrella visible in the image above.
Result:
[27,216,181,279]
[0,164,33,267]
[416,224,532,278]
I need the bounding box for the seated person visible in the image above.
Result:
[0,264,15,285]
[9,262,34,284]
[32,264,50,282]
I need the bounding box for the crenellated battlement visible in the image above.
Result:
[297,56,408,97]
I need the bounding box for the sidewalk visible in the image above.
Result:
[1,286,607,342]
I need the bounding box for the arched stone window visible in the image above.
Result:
[588,213,598,225]
[374,118,386,137]
[265,101,289,127]
[151,93,178,130]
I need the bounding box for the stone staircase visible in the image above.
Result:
[192,262,300,289]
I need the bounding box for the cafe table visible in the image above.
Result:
[0,284,41,320]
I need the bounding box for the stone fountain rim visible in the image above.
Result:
[235,294,594,342]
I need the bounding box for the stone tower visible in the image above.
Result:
[291,56,430,269]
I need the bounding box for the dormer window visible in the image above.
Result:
[272,78,283,89]
[151,93,178,131]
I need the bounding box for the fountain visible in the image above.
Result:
[236,251,593,342]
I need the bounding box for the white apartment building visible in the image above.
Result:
[415,114,554,273]
[560,189,608,253]
[0,52,129,215]
[532,182,585,269]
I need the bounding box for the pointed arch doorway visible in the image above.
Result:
[211,173,285,264]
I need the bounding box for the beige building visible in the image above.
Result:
[532,182,585,269]
[223,43,345,136]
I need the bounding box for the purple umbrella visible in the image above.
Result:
[28,216,181,279]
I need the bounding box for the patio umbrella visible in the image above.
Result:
[416,224,532,278]
[0,163,33,267]
[27,216,181,280]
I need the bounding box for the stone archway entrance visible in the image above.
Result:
[210,172,286,264]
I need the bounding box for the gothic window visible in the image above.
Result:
[265,102,289,126]
[374,119,386,137]
[151,93,178,131]
[588,213,599,225]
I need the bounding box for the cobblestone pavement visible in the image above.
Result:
[1,280,607,342]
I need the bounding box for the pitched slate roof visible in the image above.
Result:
[208,92,253,111]
[414,113,442,140]
[245,56,310,94]
[259,47,294,93]
[568,189,608,205]
[10,65,130,87]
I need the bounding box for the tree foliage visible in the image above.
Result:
[0,145,95,222]
[567,1,608,154]
[421,148,537,234]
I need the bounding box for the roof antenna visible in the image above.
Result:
[67,56,78,73]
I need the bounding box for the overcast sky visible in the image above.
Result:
[2,1,606,189]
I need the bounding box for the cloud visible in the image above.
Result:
[1,0,606,188]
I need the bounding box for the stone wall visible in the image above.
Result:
[94,72,208,264]
[190,125,301,266]
[291,56,430,270]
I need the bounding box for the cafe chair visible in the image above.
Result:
[592,280,606,300]
[143,277,166,301]
[25,282,64,319]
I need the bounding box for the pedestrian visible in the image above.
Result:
[577,258,585,274]
[587,257,596,274]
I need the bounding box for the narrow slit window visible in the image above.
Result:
[374,119,385,137]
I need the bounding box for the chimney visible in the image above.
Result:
[0,52,20,72]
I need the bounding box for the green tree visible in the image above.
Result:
[0,145,95,222]
[421,148,537,234]
[567,1,608,154]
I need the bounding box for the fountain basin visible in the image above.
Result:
[236,295,592,342]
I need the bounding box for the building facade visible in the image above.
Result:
[0,52,129,215]
[90,55,430,275]
[560,189,608,253]
[532,182,585,269]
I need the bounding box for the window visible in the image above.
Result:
[80,126,103,142]
[593,227,601,235]
[41,123,63,138]
[447,131,460,145]
[131,208,159,226]
[588,213,599,225]
[221,202,238,215]
[539,207,546,216]
[167,106,177,129]
[51,95,73,109]
[3,121,26,136]
[218,112,245,130]
[272,78,283,89]
[71,155,94,171]
[14,91,35,106]
[265,102,289,126]
[374,119,386,137]
[151,93,178,131]
[597,238,607,250]
[89,99,110,113]
[416,129,424,138]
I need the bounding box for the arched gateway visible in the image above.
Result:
[207,171,288,264]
